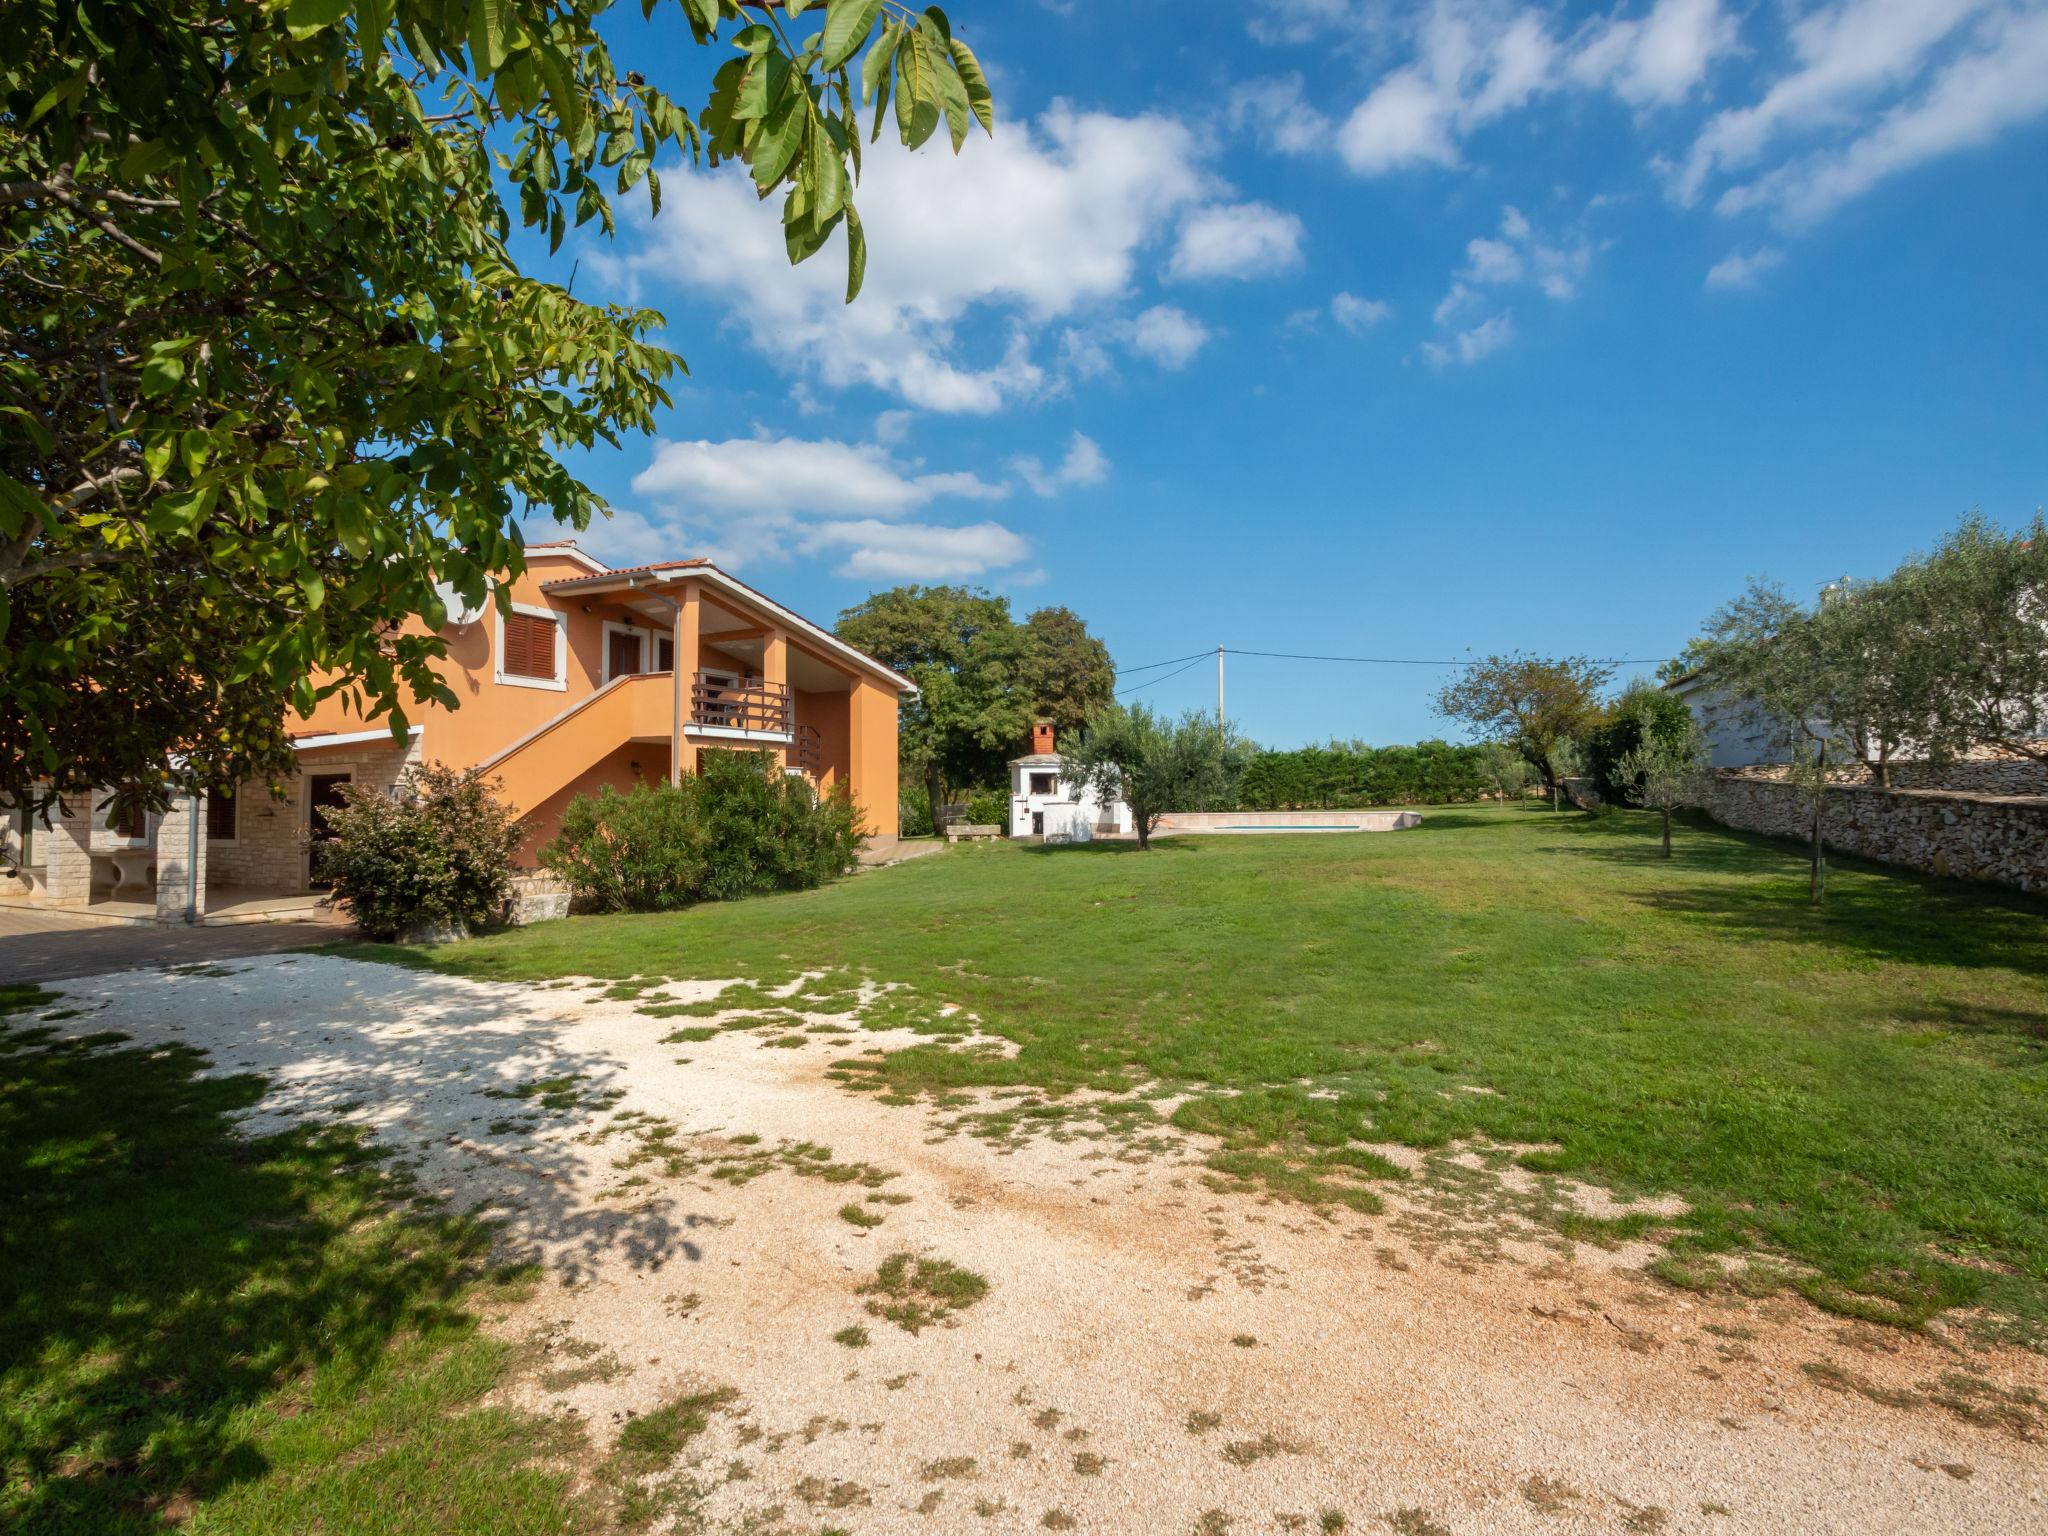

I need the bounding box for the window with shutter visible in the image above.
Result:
[501,611,558,680]
[207,787,237,841]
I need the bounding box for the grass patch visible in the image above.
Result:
[861,1252,990,1334]
[0,1023,594,1534]
[839,1203,885,1229]
[338,806,2048,1334]
[610,1387,733,1476]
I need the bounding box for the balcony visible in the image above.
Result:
[688,671,792,737]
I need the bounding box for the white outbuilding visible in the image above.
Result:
[1008,722,1131,841]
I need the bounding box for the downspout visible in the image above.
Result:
[186,788,200,925]
[630,578,684,786]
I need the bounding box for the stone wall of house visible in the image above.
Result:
[210,733,424,891]
[1709,771,2048,893]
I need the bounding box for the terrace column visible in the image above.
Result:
[671,580,700,786]
[43,792,95,906]
[762,629,789,759]
[154,789,206,925]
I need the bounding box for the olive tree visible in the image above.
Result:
[1061,704,1244,850]
[2,0,993,822]
[1616,723,1711,859]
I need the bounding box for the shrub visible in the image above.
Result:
[1233,739,1489,809]
[540,751,864,912]
[538,781,709,913]
[964,787,1009,828]
[313,764,522,940]
[898,792,935,838]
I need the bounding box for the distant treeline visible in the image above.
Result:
[1234,740,1492,809]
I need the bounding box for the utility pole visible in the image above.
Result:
[1216,645,1225,731]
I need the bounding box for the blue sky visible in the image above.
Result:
[517,0,2048,747]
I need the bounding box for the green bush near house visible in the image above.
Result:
[964,787,1010,829]
[1234,739,1491,809]
[540,750,864,913]
[316,764,522,941]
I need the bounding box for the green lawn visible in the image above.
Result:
[354,804,2048,1335]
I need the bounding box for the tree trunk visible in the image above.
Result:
[924,765,944,838]
[1661,807,1672,858]
[1550,781,1559,813]
[1810,802,1825,904]
[1134,815,1151,850]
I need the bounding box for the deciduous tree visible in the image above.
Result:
[1019,605,1114,741]
[1432,653,1612,807]
[1617,723,1711,859]
[835,584,1027,831]
[2,0,992,822]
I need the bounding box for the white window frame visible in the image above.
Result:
[495,602,568,691]
[601,619,648,684]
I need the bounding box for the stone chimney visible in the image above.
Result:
[1031,720,1056,756]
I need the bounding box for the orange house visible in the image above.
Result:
[11,543,910,922]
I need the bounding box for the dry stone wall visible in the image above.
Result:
[1709,764,2048,894]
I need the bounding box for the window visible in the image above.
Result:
[1028,772,1057,796]
[112,801,146,840]
[497,605,564,688]
[207,787,237,842]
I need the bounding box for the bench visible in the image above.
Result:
[944,823,1002,842]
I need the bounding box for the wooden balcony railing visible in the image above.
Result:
[688,672,792,735]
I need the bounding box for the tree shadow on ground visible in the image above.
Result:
[1015,837,1200,857]
[0,955,742,1530]
[1561,813,2048,984]
[0,1023,487,1532]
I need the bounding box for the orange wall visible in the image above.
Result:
[849,678,900,839]
[794,688,852,797]
[516,742,668,864]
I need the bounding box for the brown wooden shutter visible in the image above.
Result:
[502,612,556,679]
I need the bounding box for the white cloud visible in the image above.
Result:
[872,409,913,445]
[805,519,1032,581]
[1331,292,1394,333]
[1570,0,1737,107]
[1229,74,1334,154]
[1011,432,1111,498]
[1421,311,1517,367]
[1704,246,1784,289]
[1168,202,1306,280]
[587,105,1294,413]
[632,436,1004,520]
[1334,2,1561,174]
[1712,4,2048,226]
[1126,306,1212,368]
[616,433,1032,580]
[1422,203,1589,363]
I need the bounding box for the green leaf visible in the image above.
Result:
[811,118,847,221]
[751,93,805,189]
[468,0,508,73]
[822,0,885,70]
[928,42,971,151]
[861,19,900,104]
[140,353,184,397]
[844,204,866,303]
[947,37,993,134]
[284,0,351,39]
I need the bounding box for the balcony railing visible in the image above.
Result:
[793,723,823,776]
[688,672,792,735]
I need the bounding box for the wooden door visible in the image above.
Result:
[608,629,643,681]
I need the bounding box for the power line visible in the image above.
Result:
[1223,647,1678,667]
[1113,650,1212,676]
[1117,654,1209,696]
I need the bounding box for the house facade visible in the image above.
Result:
[6,543,911,921]
[1007,722,1131,841]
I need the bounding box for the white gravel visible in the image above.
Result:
[33,954,2048,1535]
